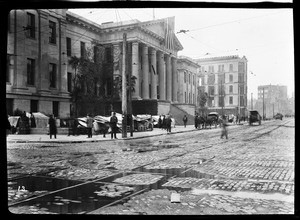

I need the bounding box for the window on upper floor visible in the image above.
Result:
[208,74,215,85]
[229,96,233,105]
[80,41,86,58]
[27,58,35,86]
[184,72,187,83]
[66,37,71,56]
[229,85,233,93]
[49,21,56,44]
[26,13,35,39]
[229,74,233,83]
[229,64,233,71]
[49,63,57,88]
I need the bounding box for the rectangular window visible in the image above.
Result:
[193,75,195,85]
[208,86,214,96]
[209,66,214,73]
[49,21,56,44]
[218,64,224,72]
[218,74,225,84]
[238,73,244,83]
[94,46,99,63]
[229,85,233,93]
[189,74,191,84]
[184,72,187,83]
[229,74,233,83]
[80,41,85,57]
[49,63,56,88]
[229,64,233,71]
[185,92,187,103]
[66,37,71,56]
[238,62,245,72]
[67,72,72,92]
[27,58,35,85]
[208,74,215,85]
[105,47,112,63]
[27,13,35,38]
[229,96,233,105]
[30,100,38,112]
[6,98,13,116]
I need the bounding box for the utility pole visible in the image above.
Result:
[262,88,265,120]
[221,78,223,116]
[250,92,253,111]
[122,33,127,138]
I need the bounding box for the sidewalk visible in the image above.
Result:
[6,125,200,144]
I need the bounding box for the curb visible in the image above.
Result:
[7,128,201,144]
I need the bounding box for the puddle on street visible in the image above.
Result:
[8,166,215,214]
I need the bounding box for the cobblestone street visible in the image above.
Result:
[7,118,294,215]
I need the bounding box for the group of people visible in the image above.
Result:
[157,115,173,133]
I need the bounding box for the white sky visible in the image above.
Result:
[69,8,294,99]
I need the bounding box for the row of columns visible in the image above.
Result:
[120,42,178,102]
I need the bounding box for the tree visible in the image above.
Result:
[68,44,104,117]
[197,86,208,115]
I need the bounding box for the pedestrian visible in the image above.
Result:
[158,115,162,128]
[68,116,75,136]
[183,115,188,127]
[30,112,36,128]
[86,114,94,138]
[162,115,166,130]
[166,115,172,133]
[110,112,118,139]
[220,115,228,139]
[194,114,199,129]
[48,114,57,139]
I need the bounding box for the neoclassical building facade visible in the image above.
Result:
[6,9,200,118]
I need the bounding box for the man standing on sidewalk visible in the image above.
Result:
[86,114,94,138]
[183,115,188,128]
[110,112,118,139]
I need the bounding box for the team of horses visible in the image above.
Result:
[195,114,221,129]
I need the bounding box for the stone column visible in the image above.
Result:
[157,51,165,100]
[150,48,157,99]
[131,42,141,99]
[142,44,149,99]
[166,54,172,102]
[171,57,177,102]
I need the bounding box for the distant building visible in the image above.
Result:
[176,56,200,115]
[195,55,248,117]
[255,84,291,117]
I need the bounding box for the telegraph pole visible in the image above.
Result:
[251,93,253,110]
[122,33,127,138]
[262,88,265,120]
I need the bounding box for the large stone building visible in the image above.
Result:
[196,55,248,117]
[7,9,204,119]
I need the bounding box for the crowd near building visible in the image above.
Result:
[6,9,251,124]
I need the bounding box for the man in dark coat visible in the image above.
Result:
[166,115,172,133]
[194,114,199,129]
[110,112,118,139]
[48,114,57,139]
[183,115,188,127]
